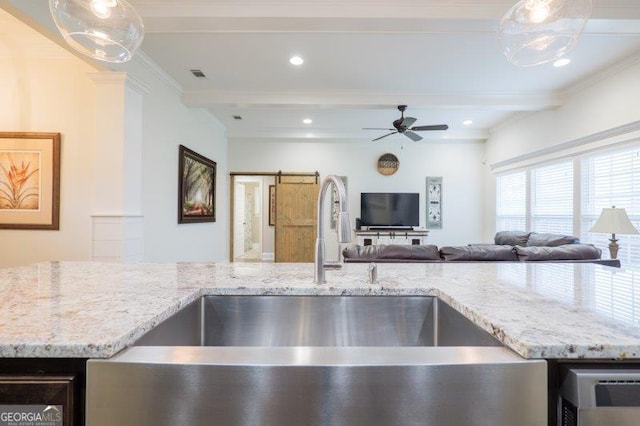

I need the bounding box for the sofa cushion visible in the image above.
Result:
[342,244,441,261]
[378,244,441,260]
[342,244,382,260]
[494,231,531,246]
[526,233,579,247]
[440,245,518,261]
[515,244,601,261]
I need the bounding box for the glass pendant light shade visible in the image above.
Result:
[498,0,592,66]
[49,0,144,63]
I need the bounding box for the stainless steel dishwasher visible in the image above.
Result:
[560,368,640,425]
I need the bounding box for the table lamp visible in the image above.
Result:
[589,206,639,259]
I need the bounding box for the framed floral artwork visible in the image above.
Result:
[0,132,61,230]
[178,145,216,223]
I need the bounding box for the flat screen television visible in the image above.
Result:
[360,192,419,228]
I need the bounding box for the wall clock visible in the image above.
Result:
[426,176,442,229]
[377,153,399,176]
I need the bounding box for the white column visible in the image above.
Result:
[87,72,148,262]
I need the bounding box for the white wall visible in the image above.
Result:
[229,138,486,259]
[0,19,229,266]
[119,57,229,263]
[482,58,640,241]
[0,55,97,267]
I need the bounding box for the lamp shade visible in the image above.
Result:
[498,0,592,66]
[49,0,144,63]
[589,207,639,235]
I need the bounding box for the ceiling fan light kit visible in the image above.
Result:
[49,0,144,63]
[498,0,592,66]
[365,105,448,142]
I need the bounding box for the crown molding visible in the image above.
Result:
[133,50,183,95]
[490,120,640,173]
[85,72,151,96]
[125,75,151,95]
[562,50,640,98]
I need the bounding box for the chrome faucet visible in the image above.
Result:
[368,262,377,284]
[314,175,351,284]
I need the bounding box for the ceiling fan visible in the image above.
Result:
[364,105,448,142]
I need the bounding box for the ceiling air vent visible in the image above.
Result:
[190,69,206,78]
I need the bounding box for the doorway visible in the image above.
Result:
[231,175,274,263]
[230,172,319,263]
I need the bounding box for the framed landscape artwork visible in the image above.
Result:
[178,145,216,224]
[0,132,61,230]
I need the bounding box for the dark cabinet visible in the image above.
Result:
[0,359,87,426]
[0,376,74,426]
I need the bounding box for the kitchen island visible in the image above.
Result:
[1,260,639,424]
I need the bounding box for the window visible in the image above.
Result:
[495,143,640,266]
[496,171,526,231]
[581,147,640,266]
[530,160,573,235]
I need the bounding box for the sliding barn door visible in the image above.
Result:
[275,174,319,262]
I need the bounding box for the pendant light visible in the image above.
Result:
[498,0,592,66]
[49,0,144,63]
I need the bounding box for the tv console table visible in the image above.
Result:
[354,229,429,246]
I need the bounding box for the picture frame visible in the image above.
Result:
[426,176,443,229]
[268,185,276,226]
[0,132,61,230]
[178,145,216,224]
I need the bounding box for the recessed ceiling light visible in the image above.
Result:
[289,56,304,66]
[553,58,571,67]
[303,118,312,124]
[463,120,473,126]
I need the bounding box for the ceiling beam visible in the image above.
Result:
[182,90,563,112]
[225,127,490,142]
[133,1,640,21]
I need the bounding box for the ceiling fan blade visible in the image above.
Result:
[404,130,423,142]
[411,124,449,131]
[400,117,417,128]
[363,128,395,131]
[372,131,398,141]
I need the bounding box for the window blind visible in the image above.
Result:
[496,171,526,231]
[530,160,573,235]
[530,264,575,304]
[593,268,640,325]
[581,147,640,266]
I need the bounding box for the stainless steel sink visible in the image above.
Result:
[86,296,547,425]
[134,296,502,347]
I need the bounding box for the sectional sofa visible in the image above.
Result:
[342,231,621,267]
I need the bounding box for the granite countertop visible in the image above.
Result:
[1,261,639,360]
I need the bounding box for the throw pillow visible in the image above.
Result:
[526,233,580,247]
[494,231,531,246]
